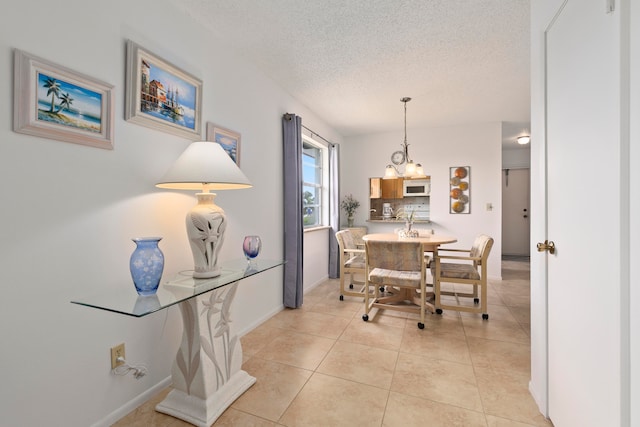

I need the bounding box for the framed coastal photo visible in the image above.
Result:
[13,49,115,149]
[125,40,202,140]
[206,122,241,165]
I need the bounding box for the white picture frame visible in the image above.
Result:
[13,49,115,150]
[125,40,203,140]
[206,122,241,166]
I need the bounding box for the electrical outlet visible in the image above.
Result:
[111,343,125,369]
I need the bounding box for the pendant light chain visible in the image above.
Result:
[402,97,411,162]
[404,99,407,146]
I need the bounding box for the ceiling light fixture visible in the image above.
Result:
[517,135,531,145]
[384,97,425,179]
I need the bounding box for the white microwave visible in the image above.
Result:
[403,179,430,197]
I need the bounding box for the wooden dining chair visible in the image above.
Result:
[431,234,494,319]
[362,239,429,329]
[335,230,368,301]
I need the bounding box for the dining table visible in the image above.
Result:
[362,233,457,249]
[361,233,457,311]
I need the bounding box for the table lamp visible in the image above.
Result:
[156,141,252,278]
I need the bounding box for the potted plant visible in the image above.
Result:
[341,194,360,227]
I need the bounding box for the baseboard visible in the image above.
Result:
[236,275,328,337]
[529,380,549,419]
[237,303,284,337]
[305,275,329,292]
[90,376,172,427]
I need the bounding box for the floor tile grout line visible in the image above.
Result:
[272,356,321,425]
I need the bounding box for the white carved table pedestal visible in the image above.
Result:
[155,282,254,426]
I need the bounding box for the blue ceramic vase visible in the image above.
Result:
[130,237,164,295]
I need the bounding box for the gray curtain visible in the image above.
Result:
[282,113,303,308]
[328,143,340,278]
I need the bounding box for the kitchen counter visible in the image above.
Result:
[367,218,431,223]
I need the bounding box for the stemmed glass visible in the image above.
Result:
[242,235,262,268]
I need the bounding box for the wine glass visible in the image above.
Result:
[242,235,262,267]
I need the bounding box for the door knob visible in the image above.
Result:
[537,240,556,254]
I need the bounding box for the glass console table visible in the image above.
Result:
[72,259,283,317]
[72,259,284,427]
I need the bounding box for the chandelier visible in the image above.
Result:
[384,97,425,179]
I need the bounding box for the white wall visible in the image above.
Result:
[341,122,502,278]
[503,147,531,169]
[502,123,531,169]
[303,228,331,290]
[0,0,341,425]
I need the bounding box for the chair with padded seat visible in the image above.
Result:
[382,227,433,296]
[362,239,429,329]
[335,229,368,301]
[431,234,494,319]
[392,227,434,266]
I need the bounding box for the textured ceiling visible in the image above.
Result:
[173,0,531,146]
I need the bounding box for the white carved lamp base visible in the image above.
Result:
[187,193,226,279]
[156,282,254,426]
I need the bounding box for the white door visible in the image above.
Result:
[501,168,530,256]
[545,1,621,426]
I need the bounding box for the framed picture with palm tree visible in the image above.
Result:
[13,49,115,149]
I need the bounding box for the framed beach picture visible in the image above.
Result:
[125,40,202,140]
[13,49,115,149]
[206,122,241,165]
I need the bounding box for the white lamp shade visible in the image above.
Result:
[384,165,398,179]
[156,141,252,191]
[404,160,417,177]
[517,135,531,145]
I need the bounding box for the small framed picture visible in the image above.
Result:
[450,166,471,214]
[125,40,202,140]
[13,49,115,149]
[206,122,241,165]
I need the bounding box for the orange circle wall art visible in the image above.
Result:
[449,166,470,214]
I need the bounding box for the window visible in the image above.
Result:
[302,135,328,228]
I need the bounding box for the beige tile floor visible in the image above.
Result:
[115,258,552,427]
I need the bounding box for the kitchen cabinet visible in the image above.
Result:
[370,177,404,199]
[370,178,381,198]
[382,178,404,198]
